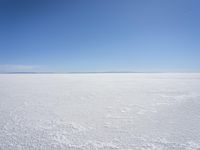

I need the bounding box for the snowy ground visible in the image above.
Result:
[0,73,200,150]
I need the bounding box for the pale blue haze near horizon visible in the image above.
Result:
[0,0,200,72]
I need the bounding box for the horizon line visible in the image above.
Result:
[0,71,200,74]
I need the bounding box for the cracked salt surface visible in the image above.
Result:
[0,73,200,150]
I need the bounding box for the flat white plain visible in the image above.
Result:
[0,73,200,150]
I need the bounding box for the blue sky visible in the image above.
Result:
[0,0,200,72]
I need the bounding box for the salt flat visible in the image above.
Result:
[0,73,200,150]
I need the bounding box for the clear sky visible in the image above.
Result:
[0,0,200,72]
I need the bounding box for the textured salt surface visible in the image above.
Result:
[0,73,200,150]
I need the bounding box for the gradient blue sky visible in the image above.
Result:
[0,0,200,72]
